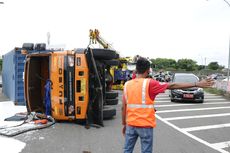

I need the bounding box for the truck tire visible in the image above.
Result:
[92,49,118,60]
[105,98,118,105]
[35,43,46,51]
[105,91,118,99]
[22,43,34,50]
[103,106,116,119]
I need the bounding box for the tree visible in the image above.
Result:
[197,65,205,71]
[208,62,219,70]
[218,65,225,70]
[177,59,197,71]
[150,58,176,70]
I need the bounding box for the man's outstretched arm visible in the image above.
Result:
[167,78,214,90]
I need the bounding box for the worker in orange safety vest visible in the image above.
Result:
[122,57,214,153]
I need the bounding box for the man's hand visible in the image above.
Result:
[197,78,215,88]
[122,125,126,136]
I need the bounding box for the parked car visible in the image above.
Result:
[170,73,204,103]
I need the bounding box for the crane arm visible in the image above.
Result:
[89,29,113,50]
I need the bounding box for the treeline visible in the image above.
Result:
[150,58,224,71]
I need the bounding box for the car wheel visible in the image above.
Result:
[92,49,118,60]
[103,106,116,119]
[171,99,175,102]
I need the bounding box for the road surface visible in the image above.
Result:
[8,90,230,153]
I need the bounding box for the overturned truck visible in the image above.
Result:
[24,48,119,126]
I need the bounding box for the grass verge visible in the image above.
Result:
[204,88,230,99]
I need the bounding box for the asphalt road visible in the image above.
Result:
[15,90,230,153]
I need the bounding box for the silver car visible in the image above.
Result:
[170,73,204,103]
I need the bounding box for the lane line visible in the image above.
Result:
[156,106,230,113]
[155,99,227,102]
[164,113,230,121]
[155,102,230,108]
[205,99,227,101]
[211,141,230,149]
[182,123,230,132]
[156,114,229,153]
[155,101,171,103]
[204,96,224,98]
[155,97,171,100]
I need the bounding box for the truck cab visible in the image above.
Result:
[24,48,119,126]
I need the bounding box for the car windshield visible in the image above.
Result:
[174,75,198,83]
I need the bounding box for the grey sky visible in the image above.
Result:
[0,0,230,67]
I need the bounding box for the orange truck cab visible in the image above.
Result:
[24,48,119,126]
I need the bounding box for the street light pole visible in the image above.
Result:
[224,0,230,92]
[223,0,230,7]
[207,0,230,91]
[227,37,230,85]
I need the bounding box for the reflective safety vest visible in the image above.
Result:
[124,78,156,127]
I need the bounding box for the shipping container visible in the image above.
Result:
[2,45,49,105]
[2,48,27,105]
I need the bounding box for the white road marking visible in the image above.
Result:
[155,97,171,100]
[205,95,224,98]
[211,141,230,149]
[205,99,227,101]
[156,98,227,101]
[182,123,230,132]
[155,102,230,108]
[157,106,230,113]
[156,114,229,153]
[164,113,230,121]
[155,101,171,103]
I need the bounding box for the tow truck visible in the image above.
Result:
[24,30,119,126]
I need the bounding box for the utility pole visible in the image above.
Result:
[223,0,230,91]
[227,37,230,85]
[223,0,230,7]
[208,0,230,91]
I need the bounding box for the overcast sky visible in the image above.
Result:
[0,0,230,67]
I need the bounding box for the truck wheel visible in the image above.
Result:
[103,106,116,119]
[22,43,34,50]
[105,98,119,105]
[92,49,118,60]
[105,91,118,99]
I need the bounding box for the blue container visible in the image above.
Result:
[2,48,27,105]
[2,48,52,105]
